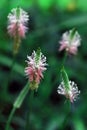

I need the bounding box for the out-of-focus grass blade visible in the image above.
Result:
[0,55,24,75]
[73,116,85,130]
[61,14,87,27]
[10,0,32,8]
[29,14,87,39]
[0,42,12,52]
[57,0,70,10]
[37,0,53,10]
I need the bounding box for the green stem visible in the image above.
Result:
[61,68,70,90]
[5,82,29,130]
[25,91,34,130]
[58,51,67,79]
[59,100,71,130]
[62,51,67,68]
[4,54,16,93]
[5,107,16,130]
[58,51,67,76]
[14,82,29,108]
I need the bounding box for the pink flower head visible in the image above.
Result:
[57,81,80,103]
[7,7,29,38]
[59,29,81,55]
[25,49,47,90]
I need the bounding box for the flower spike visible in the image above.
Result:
[25,48,48,90]
[57,68,80,102]
[59,29,81,55]
[7,7,29,38]
[7,7,29,54]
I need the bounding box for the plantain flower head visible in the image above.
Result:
[59,29,81,55]
[7,7,29,38]
[57,80,80,103]
[57,68,80,102]
[25,48,47,90]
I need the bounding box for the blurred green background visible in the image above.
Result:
[0,0,87,130]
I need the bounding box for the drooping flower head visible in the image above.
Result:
[59,29,81,55]
[57,81,80,103]
[57,68,80,102]
[7,7,29,38]
[25,48,48,90]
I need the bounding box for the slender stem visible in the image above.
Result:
[59,100,71,130]
[7,54,16,81]
[5,82,29,130]
[62,51,67,68]
[13,82,29,108]
[25,107,30,130]
[59,51,68,77]
[4,54,16,93]
[59,51,69,130]
[5,107,16,130]
[25,91,34,130]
